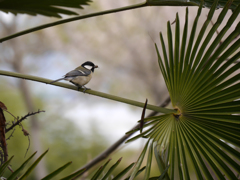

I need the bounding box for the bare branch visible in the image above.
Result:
[5,110,45,133]
[6,128,15,141]
[8,165,14,173]
[24,134,31,158]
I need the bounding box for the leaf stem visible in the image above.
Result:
[0,2,147,43]
[0,70,175,114]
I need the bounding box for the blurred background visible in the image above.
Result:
[0,0,237,179]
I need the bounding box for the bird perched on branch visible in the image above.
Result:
[50,61,98,92]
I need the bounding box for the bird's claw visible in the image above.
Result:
[78,86,90,93]
[83,86,90,93]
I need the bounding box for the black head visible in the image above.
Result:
[81,61,98,72]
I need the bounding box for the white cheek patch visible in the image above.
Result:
[83,65,92,70]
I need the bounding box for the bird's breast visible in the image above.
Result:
[70,74,92,86]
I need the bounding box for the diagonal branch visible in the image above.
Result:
[0,70,176,114]
[73,97,171,179]
[0,2,147,43]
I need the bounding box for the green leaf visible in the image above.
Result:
[124,166,146,180]
[0,0,92,18]
[143,141,153,180]
[132,0,240,179]
[0,156,14,176]
[41,161,72,180]
[91,159,111,180]
[154,144,170,180]
[158,164,170,180]
[112,163,135,180]
[101,158,122,180]
[7,151,37,180]
[146,0,239,10]
[129,140,150,180]
[19,149,49,180]
[59,168,86,180]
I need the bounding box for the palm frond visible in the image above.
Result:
[147,0,240,10]
[0,0,92,18]
[128,0,240,179]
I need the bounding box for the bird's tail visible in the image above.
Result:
[49,78,65,84]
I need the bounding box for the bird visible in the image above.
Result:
[50,61,98,92]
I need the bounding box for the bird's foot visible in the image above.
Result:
[82,86,90,93]
[76,85,90,93]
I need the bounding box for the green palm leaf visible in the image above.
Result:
[128,0,240,179]
[19,149,49,180]
[0,0,92,18]
[147,0,240,10]
[41,162,72,180]
[0,156,14,177]
[84,158,137,180]
[112,163,135,180]
[7,151,37,180]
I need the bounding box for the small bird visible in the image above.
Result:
[50,61,98,92]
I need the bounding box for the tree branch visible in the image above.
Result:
[74,97,171,178]
[0,108,8,164]
[5,110,45,133]
[0,70,176,114]
[0,2,147,43]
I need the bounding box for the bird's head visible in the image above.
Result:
[81,61,98,72]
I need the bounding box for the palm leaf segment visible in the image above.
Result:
[0,0,92,18]
[147,0,240,10]
[127,0,240,179]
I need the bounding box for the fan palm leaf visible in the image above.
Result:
[127,0,240,179]
[147,0,240,10]
[0,0,92,18]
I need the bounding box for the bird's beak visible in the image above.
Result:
[95,65,99,68]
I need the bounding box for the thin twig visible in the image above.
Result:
[6,128,15,141]
[8,165,14,173]
[21,126,31,158]
[5,110,45,133]
[24,135,31,158]
[74,97,171,179]
[2,109,24,131]
[2,109,18,121]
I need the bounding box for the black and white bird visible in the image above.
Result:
[50,61,98,92]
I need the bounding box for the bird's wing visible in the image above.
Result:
[64,68,91,77]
